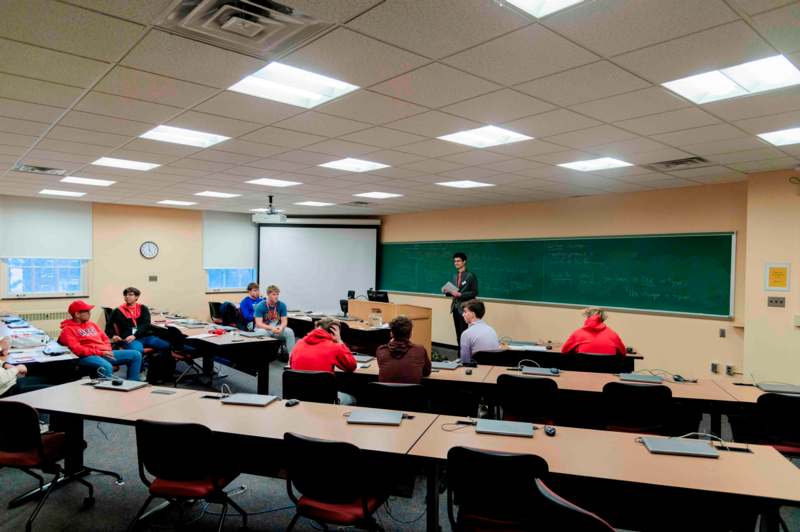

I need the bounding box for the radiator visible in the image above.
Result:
[17,311,71,339]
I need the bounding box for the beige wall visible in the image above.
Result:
[382,183,748,378]
[744,170,800,381]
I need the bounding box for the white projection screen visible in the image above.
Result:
[259,225,378,313]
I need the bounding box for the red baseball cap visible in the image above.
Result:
[68,300,94,315]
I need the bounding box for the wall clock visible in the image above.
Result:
[140,241,159,259]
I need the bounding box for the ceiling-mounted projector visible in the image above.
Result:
[252,195,287,223]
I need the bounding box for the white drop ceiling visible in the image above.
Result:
[0,0,799,215]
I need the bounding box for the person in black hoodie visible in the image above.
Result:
[376,316,432,384]
[109,287,173,382]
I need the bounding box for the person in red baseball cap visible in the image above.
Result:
[59,300,142,381]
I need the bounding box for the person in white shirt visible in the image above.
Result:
[459,299,500,363]
[0,328,50,397]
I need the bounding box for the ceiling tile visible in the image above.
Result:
[440,150,510,166]
[0,117,49,137]
[502,109,601,137]
[304,139,380,157]
[402,159,465,173]
[478,158,544,173]
[652,124,748,147]
[728,157,798,172]
[702,86,800,120]
[36,138,108,156]
[0,132,38,148]
[368,166,425,178]
[542,0,738,56]
[0,0,145,62]
[194,91,304,125]
[75,92,180,123]
[168,111,262,138]
[544,125,638,149]
[0,38,107,88]
[586,138,673,158]
[122,138,202,157]
[712,147,787,164]
[273,112,371,137]
[106,148,177,165]
[347,0,527,59]
[669,165,744,179]
[624,147,695,164]
[0,98,64,123]
[532,149,595,165]
[613,21,774,83]
[273,150,335,165]
[0,73,83,109]
[168,158,232,173]
[318,91,427,125]
[340,127,426,148]
[734,109,800,135]
[681,136,770,155]
[441,89,555,124]
[350,150,423,166]
[437,166,499,180]
[95,67,218,108]
[121,30,265,88]
[444,25,598,86]
[570,87,689,122]
[241,126,326,148]
[394,139,471,157]
[488,139,567,158]
[60,0,172,24]
[752,3,800,54]
[279,1,382,22]
[25,149,92,164]
[371,63,500,108]
[58,111,152,137]
[214,139,288,158]
[191,149,259,165]
[614,108,721,136]
[280,28,429,87]
[385,111,479,137]
[729,0,796,16]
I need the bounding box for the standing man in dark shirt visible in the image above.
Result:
[443,252,478,347]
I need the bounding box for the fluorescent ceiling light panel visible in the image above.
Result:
[194,191,242,198]
[506,0,585,18]
[354,192,403,199]
[558,157,632,171]
[140,125,230,148]
[250,208,285,213]
[228,62,359,108]
[438,125,533,148]
[318,158,390,172]
[435,180,495,189]
[294,201,334,207]
[39,189,85,197]
[662,55,800,104]
[92,157,160,171]
[61,176,115,187]
[246,178,302,187]
[158,200,196,206]
[758,127,800,146]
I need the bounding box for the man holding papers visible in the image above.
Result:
[442,252,478,347]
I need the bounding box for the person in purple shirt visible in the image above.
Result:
[459,299,500,363]
[239,282,264,331]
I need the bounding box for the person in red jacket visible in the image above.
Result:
[561,308,626,356]
[59,300,143,380]
[289,318,356,373]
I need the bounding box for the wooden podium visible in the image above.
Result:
[347,299,433,354]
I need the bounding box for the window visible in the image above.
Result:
[4,258,88,298]
[206,268,256,292]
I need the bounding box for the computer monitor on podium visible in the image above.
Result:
[367,289,389,303]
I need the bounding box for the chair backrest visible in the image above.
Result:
[0,401,44,456]
[208,301,222,321]
[102,306,116,337]
[284,432,365,503]
[496,374,559,423]
[135,420,219,482]
[534,479,615,531]
[472,350,514,366]
[602,381,672,433]
[757,392,800,446]
[366,382,428,412]
[282,369,337,403]
[447,446,548,527]
[218,302,242,328]
[566,353,627,373]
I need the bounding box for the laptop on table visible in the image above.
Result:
[619,373,664,384]
[346,409,403,426]
[93,380,148,392]
[475,419,535,438]
[757,383,800,394]
[221,394,279,407]
[640,436,720,458]
[432,360,461,370]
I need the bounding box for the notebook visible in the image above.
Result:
[757,383,800,395]
[476,419,534,438]
[432,360,461,370]
[240,330,269,338]
[346,409,403,426]
[220,393,279,407]
[640,437,720,458]
[354,354,374,363]
[619,373,664,384]
[93,380,148,392]
[522,366,560,377]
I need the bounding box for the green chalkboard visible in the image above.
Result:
[379,233,735,317]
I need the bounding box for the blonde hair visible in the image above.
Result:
[266,285,280,294]
[582,307,607,321]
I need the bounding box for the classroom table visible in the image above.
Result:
[287,314,391,355]
[477,346,644,373]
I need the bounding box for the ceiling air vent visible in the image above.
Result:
[156,0,334,60]
[342,201,371,207]
[644,156,712,172]
[12,164,67,176]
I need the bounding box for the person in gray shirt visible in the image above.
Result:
[459,299,499,363]
[443,252,478,347]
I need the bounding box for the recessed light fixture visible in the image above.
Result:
[506,0,585,18]
[92,157,160,171]
[39,189,85,197]
[158,200,197,206]
[294,201,334,207]
[438,125,533,148]
[558,157,632,172]
[758,127,800,146]
[354,192,403,199]
[246,178,303,187]
[318,158,390,172]
[61,176,115,187]
[228,62,359,108]
[662,55,800,104]
[194,191,242,199]
[249,208,285,213]
[435,180,496,189]
[140,125,230,148]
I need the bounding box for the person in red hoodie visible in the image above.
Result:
[59,300,143,380]
[561,308,626,356]
[289,318,356,373]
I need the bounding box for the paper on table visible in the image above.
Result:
[442,281,458,294]
[506,344,548,352]
[187,333,215,339]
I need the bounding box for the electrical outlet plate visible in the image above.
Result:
[719,328,726,338]
[767,296,786,308]
[710,362,719,374]
[725,364,736,376]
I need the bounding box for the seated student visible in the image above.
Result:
[459,299,500,364]
[289,318,356,373]
[561,308,626,356]
[254,285,295,354]
[0,329,50,397]
[59,300,143,381]
[239,282,264,331]
[376,315,431,384]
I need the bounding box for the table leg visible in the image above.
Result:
[425,460,441,532]
[257,358,269,395]
[709,409,722,438]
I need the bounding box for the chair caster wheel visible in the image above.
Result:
[82,496,95,509]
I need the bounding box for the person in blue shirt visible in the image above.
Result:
[254,284,295,355]
[239,282,264,331]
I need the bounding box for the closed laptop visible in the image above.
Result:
[354,354,374,363]
[432,360,460,370]
[522,367,560,377]
[346,409,403,426]
[619,373,664,384]
[476,419,534,438]
[93,380,148,392]
[221,393,279,407]
[641,436,720,458]
[757,383,800,395]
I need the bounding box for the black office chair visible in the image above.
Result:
[282,370,338,404]
[471,350,513,366]
[755,393,800,457]
[208,301,222,324]
[496,373,559,424]
[601,382,673,434]
[565,353,627,374]
[366,382,429,412]
[102,306,114,337]
[284,432,386,531]
[164,326,204,387]
[534,478,615,531]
